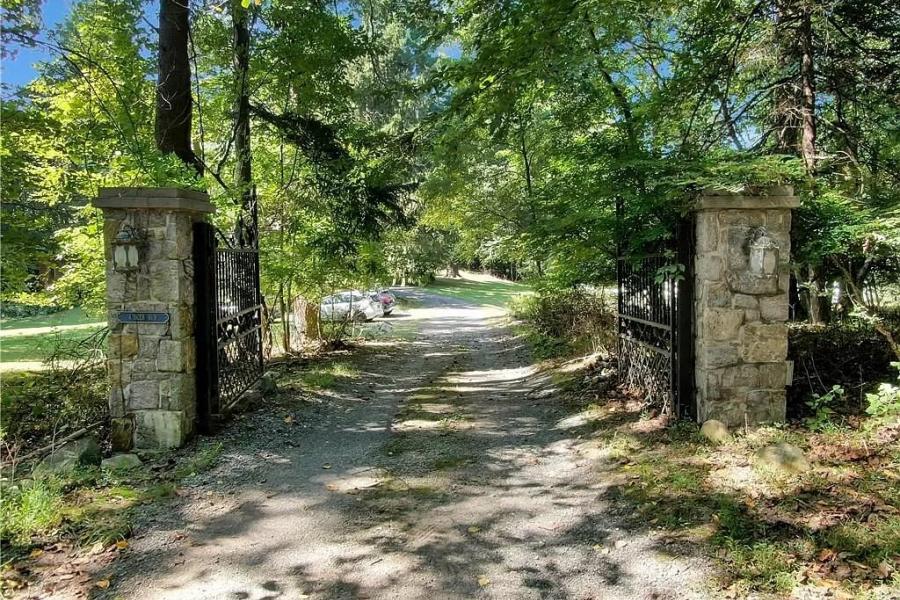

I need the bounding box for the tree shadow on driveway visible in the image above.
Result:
[97,294,713,600]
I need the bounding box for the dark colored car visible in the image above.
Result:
[369,289,396,315]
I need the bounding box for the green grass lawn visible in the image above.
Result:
[425,276,531,308]
[0,307,101,330]
[0,308,105,366]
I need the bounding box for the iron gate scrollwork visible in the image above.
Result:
[194,195,264,429]
[616,219,695,419]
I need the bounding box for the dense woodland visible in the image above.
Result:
[2,0,898,337]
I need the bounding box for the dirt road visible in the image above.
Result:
[105,290,711,599]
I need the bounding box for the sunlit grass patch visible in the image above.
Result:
[356,477,447,516]
[425,276,531,309]
[605,432,643,461]
[0,307,99,330]
[720,539,801,594]
[603,417,900,595]
[2,438,225,558]
[2,474,141,551]
[296,361,360,389]
[0,478,65,547]
[174,441,223,480]
[60,486,137,547]
[823,514,900,565]
[431,455,471,470]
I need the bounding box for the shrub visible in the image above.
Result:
[804,385,845,431]
[788,319,896,419]
[0,292,63,319]
[1,329,108,455]
[865,363,900,423]
[512,287,616,357]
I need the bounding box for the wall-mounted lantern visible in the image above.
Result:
[749,228,778,277]
[113,226,142,272]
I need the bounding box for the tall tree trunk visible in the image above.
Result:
[773,0,799,153]
[232,0,253,243]
[156,0,201,173]
[800,265,824,324]
[798,2,816,173]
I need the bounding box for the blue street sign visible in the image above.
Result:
[117,311,170,324]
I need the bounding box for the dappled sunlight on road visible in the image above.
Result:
[100,288,711,600]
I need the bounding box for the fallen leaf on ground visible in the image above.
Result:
[467,526,481,534]
[29,549,43,559]
[818,548,836,562]
[96,579,110,589]
[1,577,24,590]
[115,540,129,550]
[477,575,490,587]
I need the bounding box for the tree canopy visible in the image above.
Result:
[1,0,898,328]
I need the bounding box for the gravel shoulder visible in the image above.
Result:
[101,290,713,599]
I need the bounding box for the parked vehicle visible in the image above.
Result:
[320,291,383,322]
[369,289,396,315]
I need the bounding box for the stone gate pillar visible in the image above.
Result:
[94,188,214,450]
[693,186,799,426]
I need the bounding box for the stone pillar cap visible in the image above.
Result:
[696,185,799,210]
[95,187,215,214]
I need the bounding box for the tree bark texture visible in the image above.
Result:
[773,0,800,153]
[799,2,817,173]
[233,0,252,208]
[156,0,201,173]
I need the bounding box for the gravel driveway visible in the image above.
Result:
[103,290,712,600]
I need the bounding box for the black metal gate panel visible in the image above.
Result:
[616,220,694,418]
[194,208,263,428]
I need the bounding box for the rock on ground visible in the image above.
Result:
[33,436,101,478]
[102,453,143,472]
[757,441,811,473]
[700,419,730,443]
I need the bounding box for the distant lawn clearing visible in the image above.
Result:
[0,307,101,331]
[425,272,531,309]
[0,307,105,369]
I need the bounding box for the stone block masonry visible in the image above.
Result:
[94,188,214,450]
[693,187,799,427]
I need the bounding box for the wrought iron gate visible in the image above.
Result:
[616,219,695,418]
[194,199,264,429]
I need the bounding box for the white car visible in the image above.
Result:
[320,291,383,322]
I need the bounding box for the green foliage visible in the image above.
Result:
[511,288,616,358]
[0,478,65,547]
[788,320,898,418]
[720,538,799,593]
[173,442,223,480]
[0,293,63,320]
[865,364,900,422]
[804,385,845,431]
[296,362,359,390]
[3,0,898,359]
[0,352,109,447]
